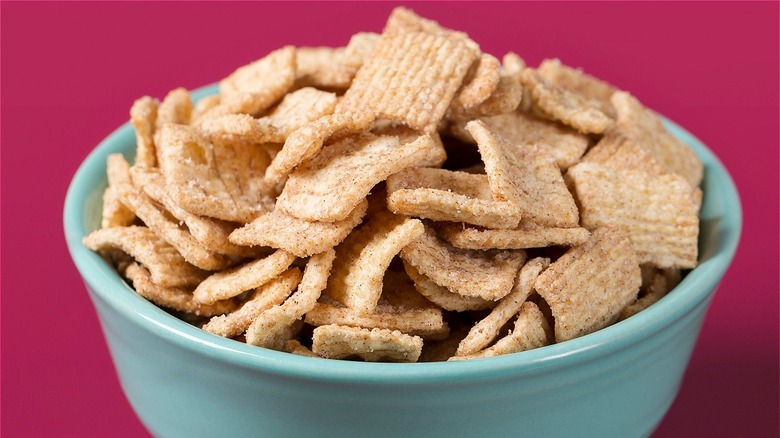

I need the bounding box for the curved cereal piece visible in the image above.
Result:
[156,87,192,129]
[246,250,336,349]
[379,269,436,310]
[611,91,703,186]
[82,226,208,288]
[304,302,449,340]
[101,154,136,229]
[440,221,591,250]
[199,88,337,144]
[124,263,236,317]
[129,166,260,257]
[535,227,641,343]
[311,324,423,363]
[401,225,526,301]
[448,65,523,120]
[208,45,296,117]
[450,111,589,170]
[115,182,235,271]
[263,111,375,187]
[202,268,302,338]
[456,257,549,356]
[386,168,522,229]
[230,199,368,258]
[193,250,297,304]
[538,58,617,118]
[450,302,551,360]
[294,32,380,91]
[191,95,221,124]
[156,124,275,223]
[326,212,424,314]
[565,161,699,268]
[521,68,614,135]
[283,339,319,358]
[467,120,579,228]
[130,96,159,168]
[449,53,502,111]
[403,260,494,312]
[276,132,443,222]
[619,267,681,321]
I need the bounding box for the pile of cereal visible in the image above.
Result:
[84,7,702,362]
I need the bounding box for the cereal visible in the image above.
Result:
[535,227,641,342]
[440,221,591,250]
[400,225,526,301]
[311,325,423,362]
[246,249,335,349]
[521,68,614,134]
[87,6,703,362]
[83,226,207,288]
[202,268,302,338]
[193,250,296,304]
[325,212,424,314]
[455,257,549,356]
[229,199,368,258]
[156,123,275,223]
[276,132,442,222]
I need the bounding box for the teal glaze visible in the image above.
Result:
[64,84,741,438]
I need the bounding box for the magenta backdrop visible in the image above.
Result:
[1,2,777,437]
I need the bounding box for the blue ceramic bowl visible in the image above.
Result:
[64,85,741,438]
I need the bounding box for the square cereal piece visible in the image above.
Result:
[337,30,478,133]
[400,225,526,301]
[538,58,617,118]
[156,124,275,223]
[535,227,641,343]
[311,324,423,362]
[566,158,700,268]
[611,91,703,186]
[275,132,443,222]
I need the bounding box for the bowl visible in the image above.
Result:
[64,84,741,438]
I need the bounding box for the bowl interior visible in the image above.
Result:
[64,84,742,383]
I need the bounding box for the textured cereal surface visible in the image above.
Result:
[403,261,495,311]
[130,96,159,168]
[441,221,591,250]
[101,154,136,229]
[535,227,641,342]
[311,324,423,362]
[538,58,617,118]
[156,87,192,128]
[193,250,296,304]
[305,303,448,340]
[449,53,501,111]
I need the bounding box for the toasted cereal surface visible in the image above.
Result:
[535,227,641,342]
[86,6,703,362]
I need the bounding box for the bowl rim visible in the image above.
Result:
[64,84,742,384]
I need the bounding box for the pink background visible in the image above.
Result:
[2,2,777,437]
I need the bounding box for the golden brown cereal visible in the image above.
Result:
[582,132,667,175]
[386,168,522,228]
[450,302,551,360]
[264,111,375,186]
[337,30,477,133]
[305,303,449,340]
[441,221,591,250]
[246,250,336,349]
[129,96,158,167]
[156,87,192,128]
[400,225,526,301]
[611,91,703,186]
[190,95,221,124]
[403,261,495,311]
[538,58,617,118]
[456,258,548,356]
[295,46,348,89]
[129,166,259,257]
[383,6,477,50]
[83,226,207,288]
[202,268,303,338]
[101,154,136,229]
[566,160,699,268]
[447,64,523,120]
[283,339,319,358]
[535,227,641,342]
[379,269,436,310]
[193,250,296,304]
[467,120,579,228]
[211,45,297,117]
[276,132,443,222]
[230,199,368,258]
[521,68,614,134]
[326,212,424,314]
[199,87,337,144]
[619,267,681,320]
[156,124,275,223]
[311,324,423,362]
[124,263,236,317]
[449,53,502,111]
[450,111,589,170]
